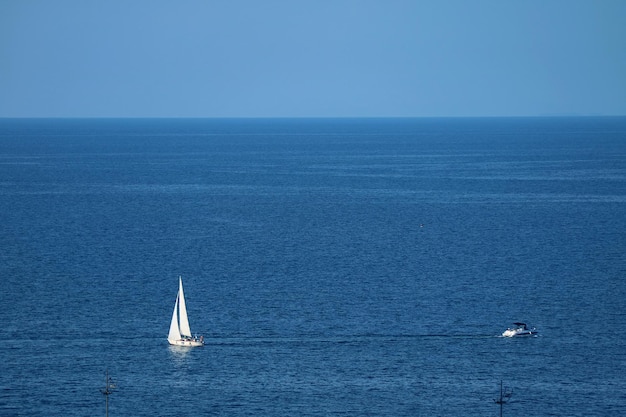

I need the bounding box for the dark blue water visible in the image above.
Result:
[1,117,625,416]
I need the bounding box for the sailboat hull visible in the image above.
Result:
[168,338,204,347]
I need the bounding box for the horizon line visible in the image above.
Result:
[2,114,625,120]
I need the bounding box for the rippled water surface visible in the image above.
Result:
[1,117,625,416]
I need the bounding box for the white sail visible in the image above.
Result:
[178,276,192,338]
[168,293,180,343]
[167,276,203,347]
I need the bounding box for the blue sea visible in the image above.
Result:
[1,117,625,416]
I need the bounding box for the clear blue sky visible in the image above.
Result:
[1,1,625,117]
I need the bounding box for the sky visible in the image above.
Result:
[1,0,625,118]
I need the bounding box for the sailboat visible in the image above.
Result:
[168,276,204,347]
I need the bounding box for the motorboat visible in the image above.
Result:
[502,322,537,337]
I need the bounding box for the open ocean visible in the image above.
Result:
[1,117,625,416]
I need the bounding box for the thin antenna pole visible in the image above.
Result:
[101,370,115,417]
[498,380,503,417]
[494,380,512,417]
